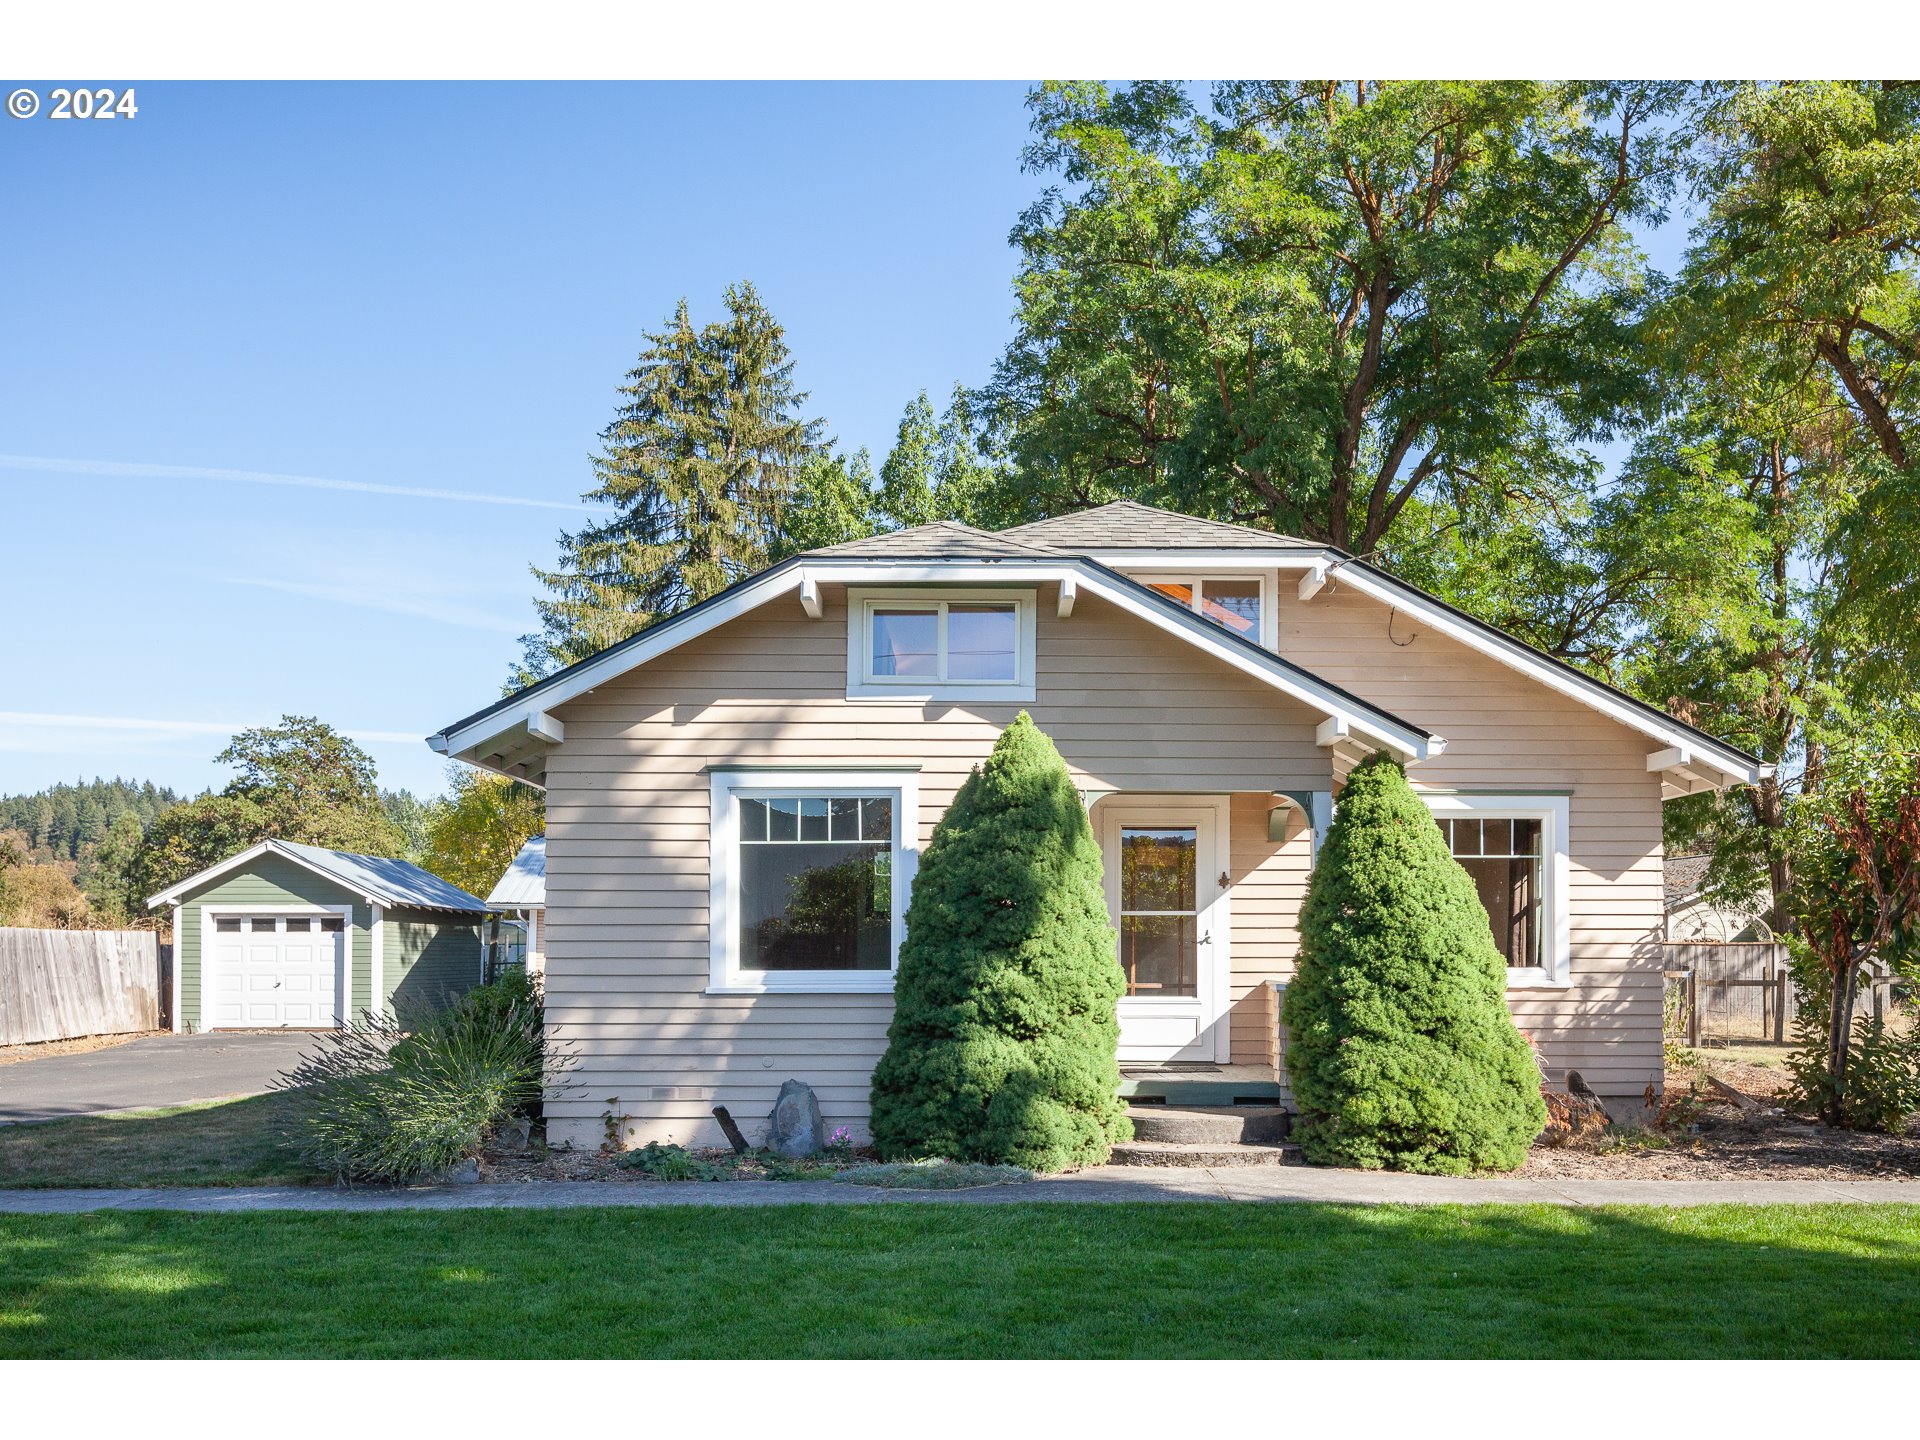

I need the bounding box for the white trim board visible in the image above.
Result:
[844,586,1039,702]
[432,557,1440,774]
[197,902,354,1031]
[1269,554,1766,787]
[1417,791,1572,990]
[706,767,921,996]
[149,839,375,911]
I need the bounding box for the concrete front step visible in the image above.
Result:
[1125,1104,1291,1145]
[1108,1139,1305,1168]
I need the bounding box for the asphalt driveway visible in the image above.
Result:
[0,1033,323,1124]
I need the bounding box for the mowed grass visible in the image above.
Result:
[4,1202,1919,1358]
[0,1094,313,1188]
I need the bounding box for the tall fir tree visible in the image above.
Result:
[520,283,824,681]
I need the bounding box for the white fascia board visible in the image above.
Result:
[433,563,811,760]
[147,838,391,911]
[435,556,1434,766]
[1286,558,1765,786]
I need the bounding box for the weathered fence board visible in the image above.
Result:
[1664,940,1897,1046]
[0,928,162,1046]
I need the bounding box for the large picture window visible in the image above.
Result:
[709,770,919,993]
[1421,793,1570,986]
[847,589,1037,700]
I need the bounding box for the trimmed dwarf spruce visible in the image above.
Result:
[869,713,1130,1172]
[1281,754,1547,1174]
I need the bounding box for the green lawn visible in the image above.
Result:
[3,1203,1918,1358]
[0,1094,314,1189]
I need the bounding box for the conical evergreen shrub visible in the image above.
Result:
[1281,754,1548,1173]
[869,713,1131,1171]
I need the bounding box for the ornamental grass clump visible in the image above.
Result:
[1281,754,1547,1174]
[869,712,1130,1173]
[276,970,562,1185]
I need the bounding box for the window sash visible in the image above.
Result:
[1144,576,1265,642]
[862,600,1019,686]
[1421,795,1568,985]
[709,771,919,993]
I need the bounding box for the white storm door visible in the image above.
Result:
[1101,799,1232,1062]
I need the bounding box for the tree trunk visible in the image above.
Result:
[1824,958,1862,1126]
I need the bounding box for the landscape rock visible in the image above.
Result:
[432,1157,481,1184]
[490,1118,532,1153]
[766,1079,825,1158]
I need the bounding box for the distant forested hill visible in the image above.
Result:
[0,778,182,864]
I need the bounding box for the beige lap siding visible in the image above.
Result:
[541,583,1332,1149]
[1272,581,1669,1104]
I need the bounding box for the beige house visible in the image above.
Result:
[432,502,1766,1149]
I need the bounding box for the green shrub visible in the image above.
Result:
[277,974,559,1184]
[1280,754,1548,1174]
[1785,948,1920,1132]
[868,712,1130,1173]
[617,1142,725,1181]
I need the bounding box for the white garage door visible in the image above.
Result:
[206,913,347,1028]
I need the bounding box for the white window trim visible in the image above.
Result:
[845,586,1037,701]
[197,902,356,1030]
[708,768,921,994]
[1418,792,1572,989]
[1119,570,1279,651]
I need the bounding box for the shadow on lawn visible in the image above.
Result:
[0,1092,313,1189]
[2,1201,1918,1358]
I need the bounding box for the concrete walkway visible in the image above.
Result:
[2,1166,1916,1213]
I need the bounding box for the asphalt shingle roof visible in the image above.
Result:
[1000,501,1317,551]
[805,520,1065,559]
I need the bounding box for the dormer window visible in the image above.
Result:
[1140,575,1274,648]
[847,588,1037,701]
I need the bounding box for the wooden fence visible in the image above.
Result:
[0,928,164,1046]
[1664,940,1897,1046]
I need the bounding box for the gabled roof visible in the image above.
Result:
[1002,500,1318,551]
[430,552,1439,782]
[429,500,1765,794]
[485,835,546,909]
[147,839,491,913]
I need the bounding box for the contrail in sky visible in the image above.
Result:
[0,712,424,745]
[0,453,590,513]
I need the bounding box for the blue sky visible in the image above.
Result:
[0,82,1044,799]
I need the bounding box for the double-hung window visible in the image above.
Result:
[847,588,1036,700]
[1422,793,1571,987]
[708,769,919,993]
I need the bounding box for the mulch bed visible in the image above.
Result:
[1520,1061,1920,1182]
[477,1145,869,1184]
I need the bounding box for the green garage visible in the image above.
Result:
[148,839,491,1032]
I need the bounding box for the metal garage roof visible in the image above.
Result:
[484,835,546,910]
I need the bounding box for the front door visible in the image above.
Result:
[1100,798,1231,1062]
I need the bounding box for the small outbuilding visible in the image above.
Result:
[484,834,546,977]
[148,839,491,1032]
